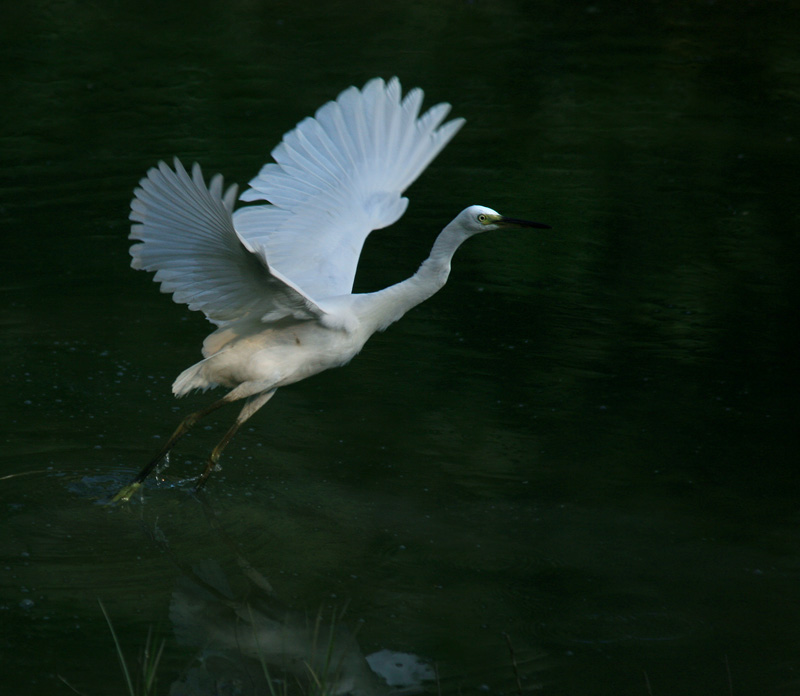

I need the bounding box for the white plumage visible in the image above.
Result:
[236,78,464,299]
[113,77,547,501]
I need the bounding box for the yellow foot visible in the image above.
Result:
[109,481,142,503]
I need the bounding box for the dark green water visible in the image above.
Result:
[2,2,799,694]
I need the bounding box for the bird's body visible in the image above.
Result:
[112,78,547,501]
[174,210,470,398]
[175,315,366,397]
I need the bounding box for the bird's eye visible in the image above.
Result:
[477,214,488,223]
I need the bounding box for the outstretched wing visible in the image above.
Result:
[233,77,465,300]
[129,158,326,327]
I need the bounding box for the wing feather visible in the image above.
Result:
[129,158,326,327]
[234,77,465,299]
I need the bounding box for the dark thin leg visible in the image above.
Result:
[111,395,231,502]
[195,390,276,490]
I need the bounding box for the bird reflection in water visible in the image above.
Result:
[159,501,434,696]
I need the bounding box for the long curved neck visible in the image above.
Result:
[354,223,470,334]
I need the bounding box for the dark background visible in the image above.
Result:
[2,2,799,694]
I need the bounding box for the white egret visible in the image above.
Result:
[112,77,548,502]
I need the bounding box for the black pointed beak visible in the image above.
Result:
[498,217,551,229]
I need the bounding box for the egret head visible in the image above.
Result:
[454,205,550,236]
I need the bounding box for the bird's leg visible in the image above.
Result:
[111,395,231,502]
[195,390,276,490]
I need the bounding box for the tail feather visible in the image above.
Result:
[172,359,218,397]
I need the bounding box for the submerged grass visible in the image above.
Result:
[250,603,354,696]
[66,607,737,696]
[98,599,165,696]
[304,605,347,696]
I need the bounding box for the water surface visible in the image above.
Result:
[2,2,799,695]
